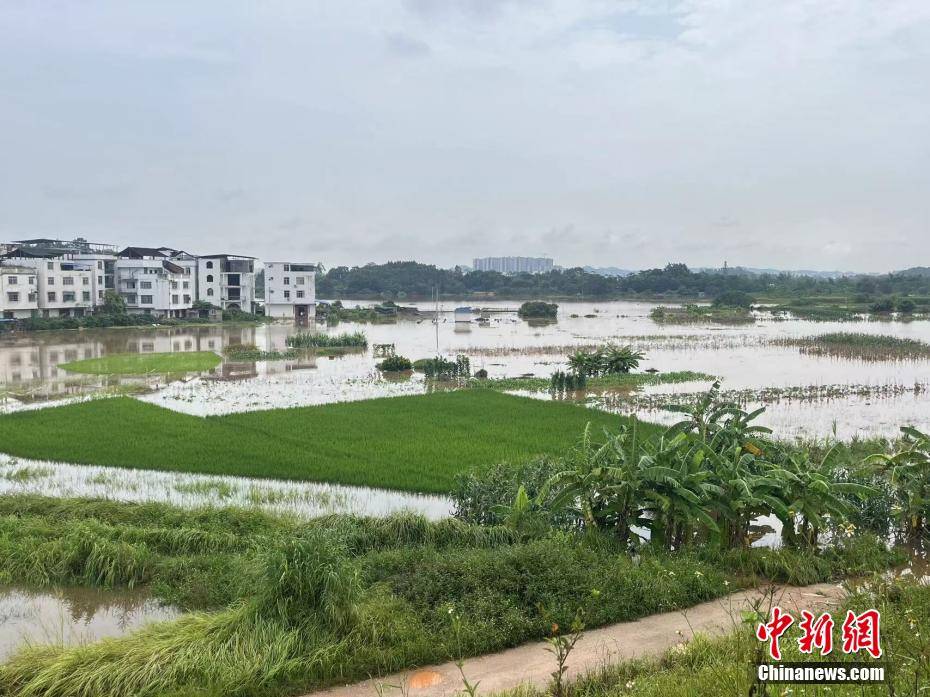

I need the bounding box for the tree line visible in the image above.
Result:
[315,261,930,300]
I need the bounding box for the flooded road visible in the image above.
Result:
[2,300,930,438]
[0,585,178,661]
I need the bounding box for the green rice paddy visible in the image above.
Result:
[60,351,222,375]
[0,391,647,493]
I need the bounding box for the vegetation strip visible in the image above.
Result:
[299,583,847,697]
[59,351,222,375]
[494,577,930,696]
[776,332,930,361]
[0,391,650,493]
[0,494,898,697]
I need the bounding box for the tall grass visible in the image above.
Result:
[285,331,367,349]
[778,332,930,361]
[495,577,930,697]
[0,391,647,493]
[0,494,902,697]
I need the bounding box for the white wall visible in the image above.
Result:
[0,267,38,318]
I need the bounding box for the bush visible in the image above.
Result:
[377,355,413,371]
[518,301,558,319]
[712,290,754,309]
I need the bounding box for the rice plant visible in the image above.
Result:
[285,331,367,349]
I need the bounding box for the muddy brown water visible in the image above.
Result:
[2,300,930,437]
[0,584,179,661]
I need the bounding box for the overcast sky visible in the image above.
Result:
[1,1,928,272]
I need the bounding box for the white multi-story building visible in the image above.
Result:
[263,262,316,320]
[0,264,39,319]
[472,256,554,274]
[5,257,96,318]
[115,248,196,318]
[197,254,256,312]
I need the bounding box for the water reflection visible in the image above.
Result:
[0,585,178,661]
[3,301,930,436]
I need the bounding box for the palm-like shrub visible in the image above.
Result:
[864,426,930,541]
[601,344,645,374]
[566,344,645,377]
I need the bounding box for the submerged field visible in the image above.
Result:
[0,391,643,493]
[60,351,222,375]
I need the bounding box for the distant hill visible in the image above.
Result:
[898,267,930,277]
[693,266,863,279]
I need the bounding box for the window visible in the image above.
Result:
[141,295,153,304]
[48,277,55,285]
[183,294,191,303]
[207,288,214,296]
[28,276,34,285]
[47,262,54,271]
[82,292,91,301]
[171,282,178,290]
[98,276,103,284]
[47,292,56,302]
[141,281,152,289]
[63,292,75,302]
[98,291,103,299]
[206,275,213,283]
[283,290,290,300]
[82,277,89,285]
[206,261,214,269]
[97,261,103,270]
[63,277,74,286]
[183,281,189,289]
[296,276,305,285]
[126,281,136,289]
[172,294,179,304]
[284,277,290,285]
[7,292,19,302]
[8,276,17,285]
[296,290,304,299]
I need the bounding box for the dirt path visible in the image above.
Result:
[306,582,845,697]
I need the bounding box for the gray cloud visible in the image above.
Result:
[0,1,928,272]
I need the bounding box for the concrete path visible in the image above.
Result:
[307,583,845,697]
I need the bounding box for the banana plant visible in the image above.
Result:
[567,349,602,377]
[863,426,930,542]
[544,419,682,546]
[775,445,875,548]
[600,344,645,375]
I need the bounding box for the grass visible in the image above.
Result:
[0,494,901,697]
[223,346,301,361]
[777,332,930,361]
[649,304,754,324]
[59,351,222,375]
[495,577,930,696]
[0,391,650,493]
[472,371,715,392]
[285,330,367,349]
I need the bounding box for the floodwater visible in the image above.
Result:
[0,455,453,520]
[0,584,178,661]
[2,300,930,437]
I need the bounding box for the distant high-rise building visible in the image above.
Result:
[472,256,554,274]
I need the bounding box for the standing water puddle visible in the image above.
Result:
[0,585,179,662]
[0,456,453,520]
